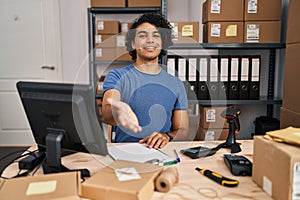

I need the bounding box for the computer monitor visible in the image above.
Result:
[17,81,108,177]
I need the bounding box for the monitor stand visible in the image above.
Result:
[42,128,90,178]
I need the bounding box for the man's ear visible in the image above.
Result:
[131,41,135,50]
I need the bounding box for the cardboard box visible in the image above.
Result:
[96,20,119,34]
[244,0,282,21]
[203,21,243,43]
[280,107,300,129]
[95,34,117,48]
[127,0,161,7]
[91,0,126,7]
[196,127,229,141]
[95,48,116,61]
[281,43,300,113]
[199,106,229,129]
[202,0,244,23]
[244,21,281,43]
[116,47,132,61]
[81,160,162,200]
[0,172,81,200]
[252,136,300,200]
[171,21,199,43]
[286,0,300,44]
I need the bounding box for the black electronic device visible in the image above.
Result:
[17,81,108,178]
[180,146,218,159]
[223,154,252,176]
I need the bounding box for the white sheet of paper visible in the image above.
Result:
[108,143,174,164]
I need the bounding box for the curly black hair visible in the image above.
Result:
[126,13,173,61]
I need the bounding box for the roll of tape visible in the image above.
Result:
[155,167,179,193]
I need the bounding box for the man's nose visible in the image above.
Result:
[146,34,154,42]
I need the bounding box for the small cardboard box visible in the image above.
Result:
[81,160,162,200]
[91,0,126,8]
[0,172,81,200]
[244,21,281,43]
[286,0,300,44]
[96,20,119,34]
[203,21,243,43]
[252,136,300,200]
[199,106,229,129]
[95,34,117,48]
[170,21,199,43]
[196,127,229,141]
[202,0,244,23]
[127,0,161,7]
[244,0,282,21]
[95,48,116,61]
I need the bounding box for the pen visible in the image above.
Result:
[173,149,181,163]
[195,167,239,187]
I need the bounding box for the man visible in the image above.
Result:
[101,13,189,149]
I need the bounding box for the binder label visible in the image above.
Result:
[220,58,228,81]
[210,58,218,82]
[200,58,208,81]
[252,58,260,81]
[241,58,249,81]
[210,0,221,13]
[178,58,186,81]
[167,58,175,76]
[189,58,197,81]
[211,24,221,37]
[231,58,239,81]
[206,109,216,122]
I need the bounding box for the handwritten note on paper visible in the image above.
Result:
[108,143,174,164]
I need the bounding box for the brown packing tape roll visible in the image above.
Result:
[155,167,179,193]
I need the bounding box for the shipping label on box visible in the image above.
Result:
[246,24,260,43]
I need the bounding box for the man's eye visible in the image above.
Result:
[138,34,147,38]
[154,34,161,38]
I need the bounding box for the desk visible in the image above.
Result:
[2,140,272,200]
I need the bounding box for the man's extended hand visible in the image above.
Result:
[139,132,169,149]
[107,98,142,133]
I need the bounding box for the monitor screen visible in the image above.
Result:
[17,81,108,176]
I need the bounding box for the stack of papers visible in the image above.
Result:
[108,143,176,166]
[266,126,300,146]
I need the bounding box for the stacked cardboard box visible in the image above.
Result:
[170,21,200,43]
[280,0,300,128]
[243,0,282,43]
[202,0,282,43]
[202,0,244,43]
[196,106,229,140]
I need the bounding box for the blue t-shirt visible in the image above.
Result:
[103,64,188,142]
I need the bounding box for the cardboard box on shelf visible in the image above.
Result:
[252,136,300,200]
[81,160,162,200]
[281,43,300,113]
[196,127,229,141]
[203,21,243,43]
[202,0,244,23]
[170,21,199,43]
[95,34,117,48]
[96,20,119,34]
[116,47,132,61]
[199,106,229,129]
[127,0,161,7]
[286,0,300,44]
[244,21,281,43]
[244,0,282,21]
[0,172,81,200]
[95,48,116,61]
[91,0,126,8]
[280,107,300,129]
